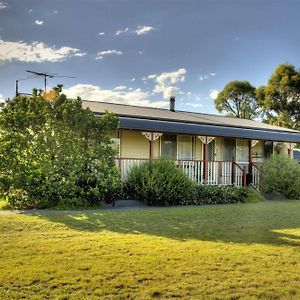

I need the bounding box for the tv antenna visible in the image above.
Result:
[25,70,76,92]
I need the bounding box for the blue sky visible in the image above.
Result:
[0,0,300,114]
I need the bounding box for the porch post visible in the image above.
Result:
[231,157,235,185]
[287,142,296,159]
[248,139,253,185]
[197,136,215,184]
[242,166,247,187]
[204,136,208,183]
[141,132,163,160]
[149,138,153,160]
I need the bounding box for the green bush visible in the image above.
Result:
[124,160,263,206]
[124,160,197,206]
[194,185,241,205]
[261,154,300,199]
[0,90,121,209]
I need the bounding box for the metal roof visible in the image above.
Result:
[82,100,300,143]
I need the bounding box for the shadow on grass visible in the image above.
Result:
[33,202,300,247]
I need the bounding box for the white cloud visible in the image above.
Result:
[35,20,44,26]
[155,68,186,86]
[63,84,167,108]
[53,10,58,14]
[138,51,143,55]
[114,85,126,91]
[135,26,154,35]
[153,85,180,99]
[115,25,154,37]
[209,89,219,100]
[0,94,5,103]
[130,78,135,82]
[96,49,122,60]
[115,27,129,36]
[0,2,7,9]
[147,74,157,80]
[0,39,86,63]
[186,102,203,108]
[198,73,216,81]
[28,9,33,13]
[98,32,105,36]
[145,68,186,99]
[74,52,86,57]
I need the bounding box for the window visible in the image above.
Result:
[236,139,249,163]
[264,141,273,158]
[177,135,193,160]
[161,135,177,159]
[223,138,236,161]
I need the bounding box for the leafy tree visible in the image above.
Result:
[215,81,259,119]
[0,88,120,209]
[257,63,300,130]
[261,154,300,199]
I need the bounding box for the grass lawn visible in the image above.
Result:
[0,199,9,210]
[0,201,299,299]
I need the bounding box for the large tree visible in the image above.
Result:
[214,81,259,119]
[0,87,120,209]
[256,63,300,130]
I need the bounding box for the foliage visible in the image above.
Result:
[261,154,300,199]
[215,80,259,119]
[124,160,263,206]
[256,63,300,130]
[194,185,263,205]
[124,160,197,206]
[0,88,121,209]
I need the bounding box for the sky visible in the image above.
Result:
[0,0,300,114]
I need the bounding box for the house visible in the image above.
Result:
[82,97,300,191]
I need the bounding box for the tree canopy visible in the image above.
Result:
[0,88,120,209]
[214,80,259,119]
[257,63,300,130]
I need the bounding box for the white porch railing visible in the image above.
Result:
[251,163,261,191]
[178,160,204,183]
[116,158,148,181]
[116,158,251,188]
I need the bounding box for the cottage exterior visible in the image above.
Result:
[82,98,300,191]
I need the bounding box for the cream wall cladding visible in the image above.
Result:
[120,130,150,159]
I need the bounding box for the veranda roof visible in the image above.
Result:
[82,100,300,143]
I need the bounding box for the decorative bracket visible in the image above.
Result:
[142,132,163,142]
[197,136,215,144]
[251,140,259,148]
[286,142,297,150]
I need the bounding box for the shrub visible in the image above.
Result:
[124,160,197,206]
[193,185,241,205]
[261,154,300,199]
[124,160,263,206]
[0,90,121,209]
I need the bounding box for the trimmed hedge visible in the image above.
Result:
[124,160,263,206]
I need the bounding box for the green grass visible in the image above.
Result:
[0,201,299,299]
[0,199,9,210]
